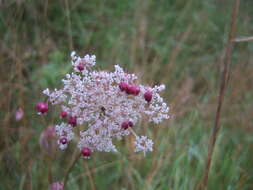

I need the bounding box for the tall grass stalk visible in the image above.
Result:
[198,0,241,189]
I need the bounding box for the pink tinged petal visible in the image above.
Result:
[15,108,24,121]
[45,126,56,137]
[50,181,64,190]
[39,126,57,155]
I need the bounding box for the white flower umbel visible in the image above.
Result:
[42,52,170,157]
[134,136,154,156]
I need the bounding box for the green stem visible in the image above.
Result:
[63,152,81,187]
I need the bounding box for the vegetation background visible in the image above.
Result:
[0,0,253,189]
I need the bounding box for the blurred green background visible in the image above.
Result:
[1,0,253,189]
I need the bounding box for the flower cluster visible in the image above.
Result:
[37,51,169,158]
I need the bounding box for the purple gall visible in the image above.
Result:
[36,102,48,114]
[82,147,91,157]
[128,121,133,127]
[144,91,152,103]
[77,64,85,71]
[59,137,68,144]
[60,111,68,118]
[121,121,129,130]
[68,116,77,127]
[119,82,128,91]
[132,86,140,96]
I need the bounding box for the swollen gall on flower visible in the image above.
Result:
[39,52,170,158]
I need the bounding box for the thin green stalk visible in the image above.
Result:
[63,152,81,187]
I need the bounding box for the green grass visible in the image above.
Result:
[0,0,253,189]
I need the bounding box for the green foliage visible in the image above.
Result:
[0,0,253,189]
[32,50,71,89]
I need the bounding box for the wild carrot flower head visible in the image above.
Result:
[40,51,169,157]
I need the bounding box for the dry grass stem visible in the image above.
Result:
[198,0,241,189]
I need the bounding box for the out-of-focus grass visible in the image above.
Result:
[0,0,253,189]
